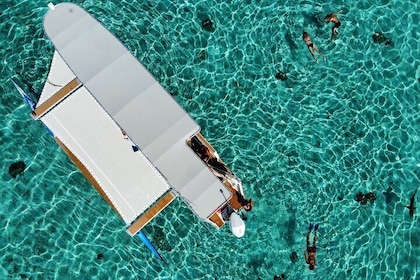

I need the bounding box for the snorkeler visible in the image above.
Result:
[302,31,326,63]
[324,11,342,42]
[305,224,318,270]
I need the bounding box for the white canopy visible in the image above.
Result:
[39,52,170,224]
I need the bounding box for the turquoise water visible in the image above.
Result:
[1,0,419,279]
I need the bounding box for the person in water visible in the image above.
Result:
[302,31,325,63]
[305,224,318,270]
[324,11,342,41]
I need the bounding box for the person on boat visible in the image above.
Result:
[207,157,229,174]
[236,190,254,211]
[190,136,206,156]
[190,137,207,159]
[191,138,230,175]
[273,274,285,280]
[305,224,318,270]
[237,198,253,221]
[324,11,342,41]
[199,145,211,161]
[242,199,254,211]
[121,129,129,140]
[121,129,139,152]
[302,31,325,63]
[199,145,230,175]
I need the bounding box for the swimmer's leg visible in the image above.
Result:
[308,47,318,63]
[313,45,326,61]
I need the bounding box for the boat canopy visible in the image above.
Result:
[38,51,170,224]
[40,3,230,222]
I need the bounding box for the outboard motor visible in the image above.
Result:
[229,212,245,238]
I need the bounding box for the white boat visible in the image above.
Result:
[23,2,251,254]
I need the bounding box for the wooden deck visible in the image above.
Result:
[126,192,176,236]
[55,137,120,214]
[33,78,81,119]
[209,211,225,228]
[226,182,243,210]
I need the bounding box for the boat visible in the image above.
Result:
[16,2,252,261]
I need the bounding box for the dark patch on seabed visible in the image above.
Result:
[8,160,26,179]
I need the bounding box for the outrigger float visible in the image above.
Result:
[14,2,252,263]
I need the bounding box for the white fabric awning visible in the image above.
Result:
[38,52,170,224]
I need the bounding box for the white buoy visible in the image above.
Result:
[229,212,245,238]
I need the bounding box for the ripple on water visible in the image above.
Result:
[1,0,420,279]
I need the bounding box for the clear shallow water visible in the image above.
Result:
[1,0,419,279]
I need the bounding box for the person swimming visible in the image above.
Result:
[305,224,318,270]
[324,11,342,41]
[302,31,326,63]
